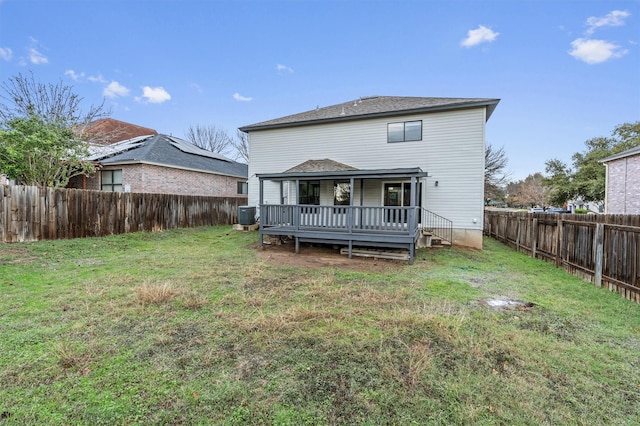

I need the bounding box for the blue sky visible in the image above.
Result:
[0,0,638,180]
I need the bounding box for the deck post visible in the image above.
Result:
[348,240,353,259]
[295,236,300,253]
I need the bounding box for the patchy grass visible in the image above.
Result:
[1,226,639,425]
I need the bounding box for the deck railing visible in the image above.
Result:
[260,204,420,234]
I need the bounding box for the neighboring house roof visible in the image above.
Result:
[284,159,359,173]
[88,134,248,178]
[600,144,640,163]
[83,118,158,145]
[239,96,500,132]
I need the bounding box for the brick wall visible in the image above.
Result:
[606,154,640,214]
[71,163,246,197]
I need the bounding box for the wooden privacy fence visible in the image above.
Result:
[484,211,640,303]
[0,185,248,243]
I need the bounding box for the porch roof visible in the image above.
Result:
[257,167,428,181]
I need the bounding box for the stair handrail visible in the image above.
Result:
[420,208,453,246]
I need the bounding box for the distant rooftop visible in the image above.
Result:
[83,118,157,145]
[239,96,500,132]
[600,144,640,163]
[88,134,247,178]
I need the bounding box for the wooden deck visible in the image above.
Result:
[259,204,420,263]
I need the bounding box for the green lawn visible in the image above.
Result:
[1,226,638,425]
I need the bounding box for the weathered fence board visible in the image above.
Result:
[0,185,248,243]
[484,211,640,303]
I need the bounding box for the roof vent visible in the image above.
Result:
[340,107,346,115]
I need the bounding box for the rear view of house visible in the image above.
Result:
[240,96,499,262]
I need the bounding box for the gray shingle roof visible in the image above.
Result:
[88,134,248,178]
[284,159,359,173]
[239,96,500,132]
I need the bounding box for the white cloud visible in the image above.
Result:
[64,69,85,81]
[276,63,294,73]
[88,74,107,84]
[0,47,12,61]
[140,86,171,104]
[233,92,253,102]
[104,81,130,98]
[461,25,499,47]
[569,38,628,64]
[586,10,630,35]
[28,47,47,64]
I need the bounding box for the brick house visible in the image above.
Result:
[601,144,640,214]
[69,134,248,198]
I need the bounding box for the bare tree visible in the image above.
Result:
[185,124,232,155]
[485,143,510,201]
[0,72,108,187]
[0,71,107,130]
[231,130,249,163]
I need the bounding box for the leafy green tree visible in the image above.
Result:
[0,72,107,187]
[544,122,640,205]
[0,114,94,187]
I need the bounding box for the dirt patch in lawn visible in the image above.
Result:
[252,238,405,273]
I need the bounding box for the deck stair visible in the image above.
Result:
[419,208,453,248]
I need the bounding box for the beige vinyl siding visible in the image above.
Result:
[248,107,486,233]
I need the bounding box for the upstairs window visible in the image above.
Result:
[299,181,320,205]
[387,120,422,143]
[101,169,123,192]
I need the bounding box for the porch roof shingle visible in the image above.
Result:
[239,96,500,132]
[284,159,359,173]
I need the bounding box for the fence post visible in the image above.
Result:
[516,217,521,252]
[532,218,538,259]
[556,218,564,267]
[594,223,604,287]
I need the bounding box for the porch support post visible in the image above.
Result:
[410,176,417,228]
[295,179,300,231]
[295,237,300,254]
[410,176,417,206]
[259,177,264,205]
[348,240,353,259]
[258,177,264,247]
[279,181,284,204]
[349,177,355,233]
[359,179,364,227]
[409,176,417,264]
